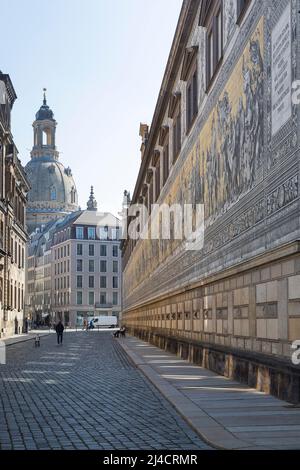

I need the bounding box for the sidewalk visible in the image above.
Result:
[2,330,51,346]
[119,336,300,450]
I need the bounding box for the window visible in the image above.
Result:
[89,244,94,256]
[113,276,118,289]
[100,276,107,288]
[89,259,94,272]
[100,260,107,273]
[113,261,118,273]
[204,2,223,88]
[89,276,94,288]
[100,292,106,305]
[77,292,83,305]
[67,245,70,256]
[113,292,118,305]
[76,227,84,240]
[112,245,118,257]
[50,186,56,201]
[77,259,83,272]
[99,226,108,240]
[64,246,66,257]
[77,275,82,288]
[155,161,160,202]
[163,139,169,185]
[88,227,95,240]
[172,107,181,162]
[237,0,251,23]
[100,245,107,257]
[89,292,94,306]
[186,68,198,132]
[76,227,83,240]
[111,228,119,240]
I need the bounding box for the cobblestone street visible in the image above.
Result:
[0,332,210,450]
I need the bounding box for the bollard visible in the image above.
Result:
[34,334,40,347]
[0,340,6,364]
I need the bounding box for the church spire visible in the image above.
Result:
[43,87,47,106]
[87,186,98,211]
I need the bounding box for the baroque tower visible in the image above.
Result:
[25,90,78,233]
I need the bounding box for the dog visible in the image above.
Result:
[34,335,40,347]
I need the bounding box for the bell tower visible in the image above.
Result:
[30,89,59,161]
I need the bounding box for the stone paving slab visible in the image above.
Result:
[0,332,211,450]
[119,336,300,450]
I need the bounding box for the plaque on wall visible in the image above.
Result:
[271,2,292,136]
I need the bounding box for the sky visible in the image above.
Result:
[1,0,183,217]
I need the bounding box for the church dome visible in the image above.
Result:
[35,103,54,121]
[25,90,79,233]
[25,157,78,210]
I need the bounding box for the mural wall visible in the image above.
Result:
[124,18,265,300]
[203,18,264,222]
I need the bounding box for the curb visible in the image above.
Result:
[119,339,269,451]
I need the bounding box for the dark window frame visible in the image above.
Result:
[237,0,251,24]
[172,104,182,163]
[202,0,223,91]
[186,63,198,134]
[163,133,169,186]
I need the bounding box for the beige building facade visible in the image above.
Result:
[0,72,30,338]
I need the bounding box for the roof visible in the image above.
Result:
[74,211,120,227]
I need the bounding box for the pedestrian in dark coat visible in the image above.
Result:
[55,321,64,345]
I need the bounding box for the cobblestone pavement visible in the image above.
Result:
[0,332,211,450]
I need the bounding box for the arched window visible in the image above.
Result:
[42,128,51,146]
[71,187,76,204]
[50,186,56,201]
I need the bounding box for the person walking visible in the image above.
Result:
[55,320,64,345]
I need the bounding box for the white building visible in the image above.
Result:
[51,188,122,327]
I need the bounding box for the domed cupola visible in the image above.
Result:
[25,89,79,234]
[35,89,54,121]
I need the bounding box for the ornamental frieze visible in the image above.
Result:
[267,175,298,216]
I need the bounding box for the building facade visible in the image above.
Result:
[0,72,30,338]
[26,220,58,325]
[52,189,122,327]
[122,0,300,403]
[27,188,122,327]
[25,91,78,234]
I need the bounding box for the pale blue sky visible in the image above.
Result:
[2,0,182,216]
